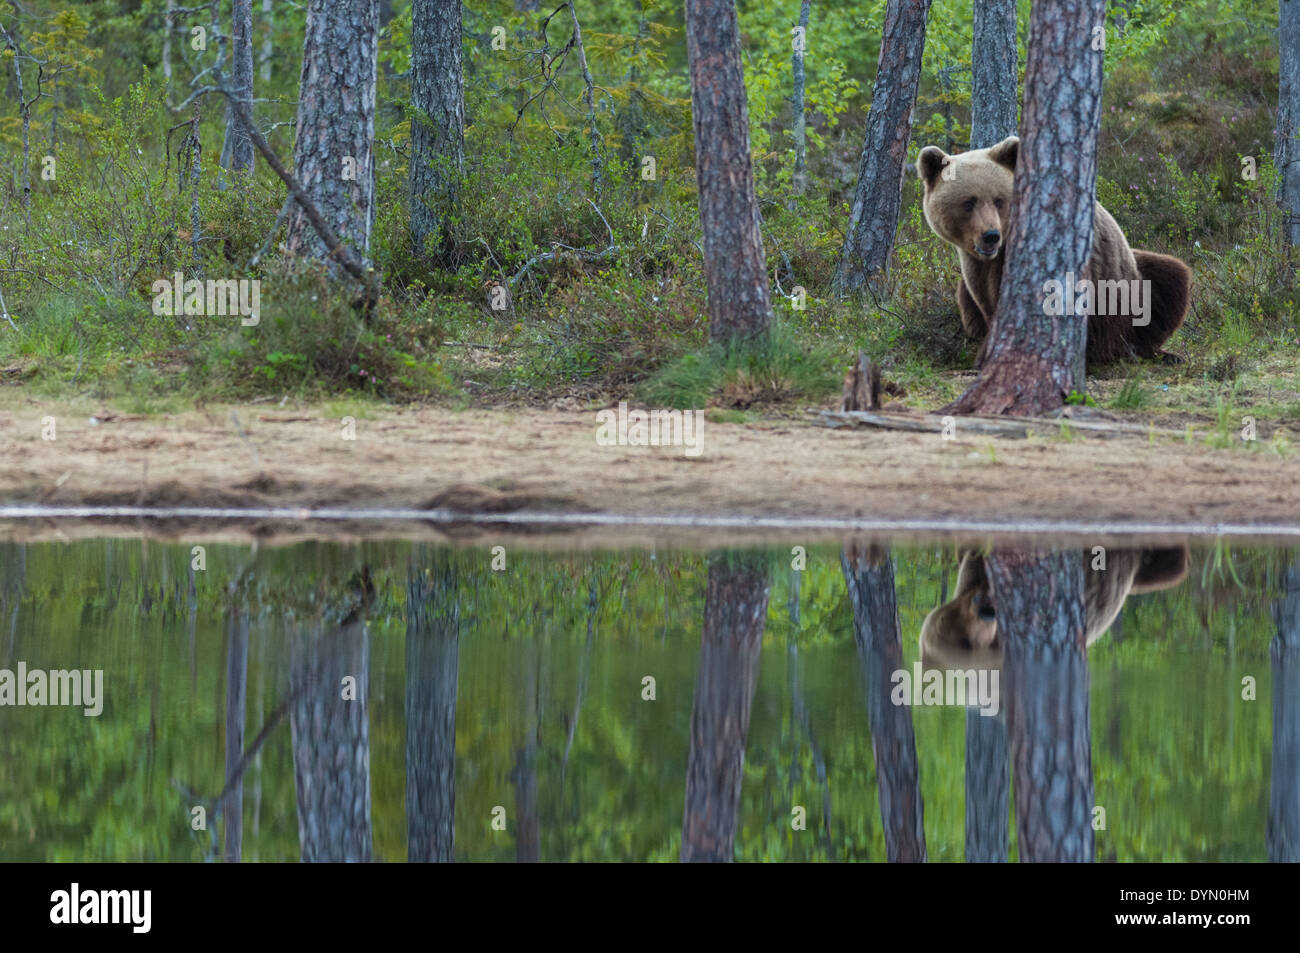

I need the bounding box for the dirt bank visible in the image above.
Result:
[0,396,1298,546]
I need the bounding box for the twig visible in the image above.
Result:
[566,0,604,184]
[250,194,293,267]
[0,283,16,331]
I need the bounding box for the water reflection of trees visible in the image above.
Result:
[681,553,770,862]
[1270,560,1299,862]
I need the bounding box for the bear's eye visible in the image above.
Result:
[963,197,977,213]
[994,198,1004,210]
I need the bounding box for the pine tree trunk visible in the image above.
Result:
[409,0,465,260]
[969,0,1018,149]
[684,0,773,343]
[1269,561,1300,862]
[285,0,379,274]
[964,708,1009,861]
[681,555,770,862]
[947,0,1105,416]
[1279,0,1300,247]
[830,0,932,298]
[841,546,927,862]
[226,0,255,174]
[986,550,1093,862]
[405,556,459,863]
[291,623,373,862]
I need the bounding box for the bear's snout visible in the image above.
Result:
[976,228,1002,257]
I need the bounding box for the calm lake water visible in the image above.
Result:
[0,538,1295,862]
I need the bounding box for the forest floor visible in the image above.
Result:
[1,390,1299,546]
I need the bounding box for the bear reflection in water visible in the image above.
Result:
[920,548,1191,672]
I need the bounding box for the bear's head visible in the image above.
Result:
[917,136,1019,261]
[919,547,1189,672]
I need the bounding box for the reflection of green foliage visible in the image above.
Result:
[0,540,1287,861]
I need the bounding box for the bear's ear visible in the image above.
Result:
[917,146,949,187]
[953,552,987,594]
[1131,547,1190,593]
[987,136,1020,172]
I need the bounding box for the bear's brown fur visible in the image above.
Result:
[917,136,1190,365]
[919,547,1190,672]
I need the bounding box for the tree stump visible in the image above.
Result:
[841,351,882,411]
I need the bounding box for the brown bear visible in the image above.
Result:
[917,136,1190,365]
[920,547,1190,672]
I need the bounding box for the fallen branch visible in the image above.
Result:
[816,408,1192,440]
[508,198,617,287]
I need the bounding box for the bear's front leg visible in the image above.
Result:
[957,278,989,341]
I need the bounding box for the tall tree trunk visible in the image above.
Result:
[405,555,459,863]
[291,623,373,862]
[965,709,1009,861]
[1269,561,1300,862]
[841,545,927,862]
[409,0,465,260]
[223,611,248,862]
[830,0,932,298]
[1279,0,1300,247]
[163,0,174,89]
[260,0,273,82]
[946,0,1105,416]
[0,20,32,225]
[986,550,1093,862]
[969,0,1018,149]
[681,554,770,862]
[226,0,255,174]
[684,0,772,343]
[791,0,812,196]
[285,0,379,274]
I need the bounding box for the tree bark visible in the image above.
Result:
[405,555,459,863]
[684,0,773,343]
[964,708,1009,861]
[285,0,379,274]
[986,549,1093,862]
[830,0,932,298]
[291,623,373,862]
[969,0,1018,149]
[1269,561,1300,862]
[791,0,812,196]
[841,545,927,862]
[409,0,465,260]
[681,554,770,862]
[1279,0,1300,246]
[946,0,1105,416]
[226,0,255,175]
